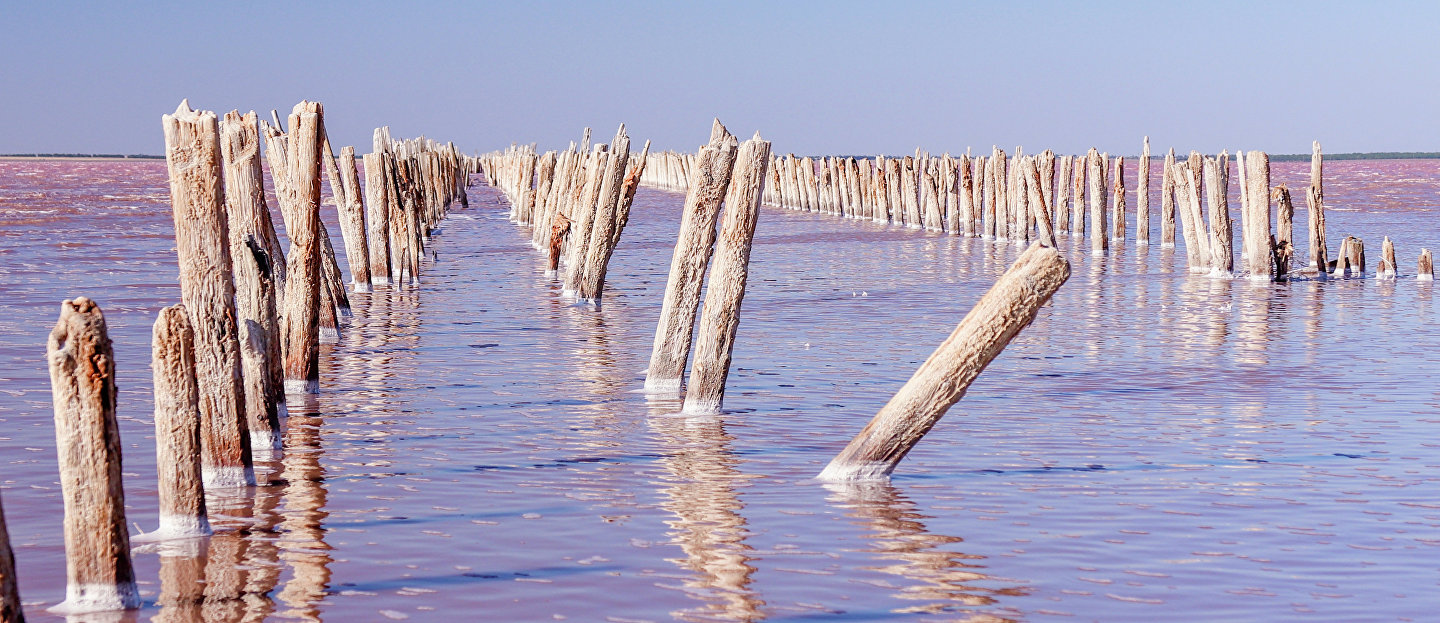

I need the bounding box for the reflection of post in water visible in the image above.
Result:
[1206,278,1232,350]
[277,397,332,622]
[1235,285,1271,366]
[649,397,764,622]
[825,481,1024,619]
[151,539,206,623]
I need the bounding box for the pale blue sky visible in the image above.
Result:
[2,1,1437,156]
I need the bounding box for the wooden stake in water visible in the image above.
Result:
[683,133,772,414]
[1307,141,1328,271]
[646,122,739,393]
[280,107,324,394]
[1378,236,1397,279]
[336,145,371,292]
[0,490,21,623]
[1137,137,1150,246]
[1206,153,1234,276]
[1111,155,1126,242]
[1023,157,1056,247]
[1275,185,1295,249]
[364,149,392,286]
[162,101,254,488]
[139,305,212,540]
[1419,249,1433,281]
[1160,148,1176,246]
[818,244,1071,481]
[46,297,140,614]
[1087,148,1107,253]
[1244,151,1273,281]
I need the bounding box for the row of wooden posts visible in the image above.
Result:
[643,141,1434,282]
[0,99,477,617]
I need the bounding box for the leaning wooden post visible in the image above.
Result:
[137,305,211,541]
[279,108,324,395]
[46,297,140,614]
[1137,137,1150,246]
[218,110,283,457]
[818,244,1071,481]
[682,133,771,414]
[1023,157,1056,247]
[336,145,372,292]
[646,122,738,392]
[162,101,254,488]
[0,491,20,623]
[1244,151,1273,280]
[1307,141,1328,271]
[1419,249,1433,281]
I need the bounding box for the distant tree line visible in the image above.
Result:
[0,153,164,159]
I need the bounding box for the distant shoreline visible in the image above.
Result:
[5,151,1440,162]
[0,154,164,160]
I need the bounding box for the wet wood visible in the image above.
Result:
[647,122,738,392]
[162,101,254,488]
[818,244,1071,481]
[683,133,772,414]
[143,305,211,540]
[46,297,140,614]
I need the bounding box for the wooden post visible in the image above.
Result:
[1111,155,1126,242]
[162,101,254,488]
[580,138,649,302]
[279,107,324,395]
[1137,137,1150,246]
[818,244,1071,481]
[1419,249,1433,281]
[1023,157,1056,247]
[646,122,739,392]
[682,133,771,414]
[1307,141,1328,271]
[1236,149,1250,261]
[576,126,631,303]
[1070,154,1084,236]
[1160,148,1176,246]
[1173,161,1208,272]
[218,110,284,457]
[1244,151,1273,280]
[46,297,140,614]
[981,155,996,238]
[1087,148,1107,253]
[1379,236,1397,279]
[1274,185,1295,249]
[1055,154,1071,235]
[336,146,371,292]
[1206,154,1234,276]
[138,305,211,540]
[958,156,975,237]
[364,147,392,286]
[0,491,20,623]
[1332,235,1364,278]
[562,145,611,296]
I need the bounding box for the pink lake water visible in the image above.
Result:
[2,157,1440,621]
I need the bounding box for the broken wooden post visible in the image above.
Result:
[218,110,283,457]
[646,122,738,392]
[1173,160,1209,273]
[1419,249,1433,281]
[1275,185,1295,250]
[1205,153,1234,276]
[1271,235,1294,279]
[818,244,1071,481]
[1332,235,1365,278]
[1086,148,1107,253]
[279,106,324,395]
[0,491,20,623]
[162,101,254,488]
[1379,236,1397,279]
[1023,157,1056,247]
[1111,155,1126,242]
[1244,151,1273,280]
[1069,154,1085,236]
[137,305,212,541]
[1055,154,1071,235]
[682,133,771,414]
[336,145,371,292]
[1307,141,1328,271]
[1137,137,1150,246]
[46,297,140,614]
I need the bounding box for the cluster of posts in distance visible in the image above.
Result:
[5,99,478,616]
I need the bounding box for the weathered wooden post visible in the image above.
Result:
[1086,148,1107,253]
[1419,249,1433,281]
[1137,137,1150,246]
[1379,236,1397,279]
[1055,154,1071,235]
[818,244,1071,481]
[1332,236,1365,278]
[364,145,392,286]
[1023,157,1056,247]
[646,122,739,392]
[336,145,371,292]
[682,133,772,414]
[1173,160,1209,272]
[137,305,212,541]
[1274,185,1295,249]
[280,106,324,395]
[0,491,20,623]
[1244,151,1273,280]
[1206,153,1234,276]
[575,126,632,303]
[1160,148,1176,246]
[1070,154,1085,236]
[1111,155,1126,242]
[218,110,284,457]
[162,101,254,488]
[1307,141,1328,272]
[46,297,140,614]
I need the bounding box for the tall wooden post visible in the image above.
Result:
[1137,137,1150,246]
[818,245,1070,481]
[1111,155,1126,242]
[1205,154,1234,276]
[1244,151,1273,280]
[683,133,772,414]
[280,107,324,394]
[1307,141,1328,271]
[1087,148,1107,253]
[142,305,211,540]
[162,101,254,488]
[1160,148,1176,246]
[46,297,140,614]
[336,145,371,292]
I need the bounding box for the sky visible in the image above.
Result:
[2,1,1438,157]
